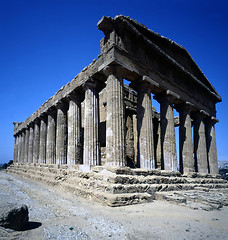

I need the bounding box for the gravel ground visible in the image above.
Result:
[0,170,228,240]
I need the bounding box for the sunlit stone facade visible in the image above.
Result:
[13,15,221,175]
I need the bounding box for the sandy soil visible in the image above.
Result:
[0,171,227,240]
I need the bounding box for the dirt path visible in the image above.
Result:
[0,171,227,240]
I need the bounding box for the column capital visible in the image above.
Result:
[154,90,181,104]
[192,110,210,120]
[28,122,34,128]
[102,65,124,78]
[55,100,67,110]
[66,91,83,103]
[82,78,97,91]
[205,116,219,125]
[175,101,196,113]
[34,117,40,125]
[47,106,57,116]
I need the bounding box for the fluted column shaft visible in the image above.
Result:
[193,113,208,173]
[206,118,219,174]
[137,85,155,169]
[56,103,67,165]
[179,105,194,174]
[159,96,177,171]
[68,97,81,165]
[106,70,125,166]
[39,117,47,163]
[28,126,34,163]
[83,81,99,165]
[17,134,21,163]
[20,131,25,164]
[24,128,29,163]
[33,121,40,163]
[13,136,18,163]
[46,112,56,164]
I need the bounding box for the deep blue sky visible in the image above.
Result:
[0,0,227,164]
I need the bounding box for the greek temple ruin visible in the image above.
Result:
[9,16,228,206]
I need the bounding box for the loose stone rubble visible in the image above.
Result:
[9,15,227,206]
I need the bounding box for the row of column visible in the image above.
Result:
[13,70,125,167]
[136,86,218,174]
[13,67,219,174]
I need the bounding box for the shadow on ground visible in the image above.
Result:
[22,222,42,231]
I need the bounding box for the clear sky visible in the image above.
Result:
[0,0,227,164]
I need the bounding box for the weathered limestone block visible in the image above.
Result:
[105,68,125,166]
[178,103,194,174]
[67,95,81,165]
[193,112,208,174]
[39,117,47,163]
[137,84,155,169]
[157,95,177,171]
[83,80,100,165]
[56,102,67,165]
[33,120,40,163]
[46,111,56,164]
[206,117,219,174]
[28,125,34,164]
[0,204,29,230]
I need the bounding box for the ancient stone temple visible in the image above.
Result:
[9,16,228,206]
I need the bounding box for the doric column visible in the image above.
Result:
[193,111,208,174]
[205,117,219,174]
[21,131,25,164]
[33,119,40,163]
[156,94,177,171]
[178,103,195,174]
[24,128,29,164]
[13,135,18,163]
[28,124,34,163]
[67,95,81,165]
[83,80,100,165]
[154,118,161,169]
[105,67,125,166]
[56,102,67,165]
[39,116,47,163]
[136,82,155,169]
[17,134,21,163]
[46,110,56,164]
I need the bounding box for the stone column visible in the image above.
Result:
[157,94,177,171]
[133,114,138,167]
[24,128,29,164]
[13,135,18,163]
[28,125,34,163]
[67,95,81,165]
[137,83,155,169]
[17,134,21,164]
[33,120,40,163]
[105,67,125,166]
[178,103,195,174]
[193,111,208,174]
[154,118,161,169]
[46,110,56,164]
[205,117,219,174]
[39,116,47,163]
[21,131,25,164]
[56,102,67,165]
[83,80,100,165]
